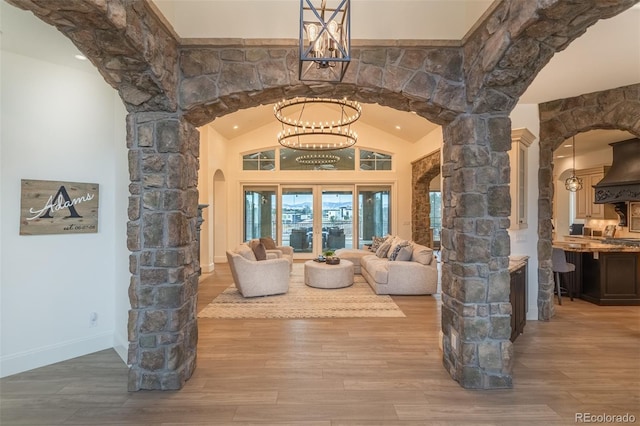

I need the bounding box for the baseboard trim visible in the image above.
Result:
[0,332,114,378]
[201,262,215,273]
[113,332,129,365]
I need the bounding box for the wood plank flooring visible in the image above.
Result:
[2,261,639,425]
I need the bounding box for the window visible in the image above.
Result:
[429,191,442,248]
[243,150,275,170]
[360,150,392,170]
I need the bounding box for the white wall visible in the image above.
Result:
[199,124,229,265]
[0,50,129,376]
[509,104,541,321]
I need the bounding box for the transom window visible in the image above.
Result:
[243,148,392,171]
[242,150,275,170]
[360,149,392,170]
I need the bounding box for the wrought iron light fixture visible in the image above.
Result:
[296,153,341,165]
[274,96,361,151]
[565,136,583,192]
[299,0,351,82]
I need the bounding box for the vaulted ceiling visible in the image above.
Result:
[2,1,639,149]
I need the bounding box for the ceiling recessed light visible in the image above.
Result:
[556,155,567,158]
[564,144,572,148]
[74,54,87,61]
[233,125,239,130]
[395,125,401,130]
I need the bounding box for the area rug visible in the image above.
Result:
[198,263,405,319]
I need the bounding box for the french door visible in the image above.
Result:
[281,186,354,258]
[244,184,391,259]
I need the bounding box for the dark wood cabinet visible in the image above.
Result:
[581,252,640,305]
[510,263,527,342]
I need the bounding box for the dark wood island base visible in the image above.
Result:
[554,239,640,306]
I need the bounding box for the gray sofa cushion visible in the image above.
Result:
[361,255,389,284]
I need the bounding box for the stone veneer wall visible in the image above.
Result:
[6,0,637,391]
[537,84,640,320]
[411,150,441,248]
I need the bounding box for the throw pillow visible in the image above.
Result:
[391,244,413,261]
[375,238,393,258]
[387,236,404,257]
[252,242,267,261]
[370,235,388,252]
[260,236,277,250]
[412,245,434,265]
[388,241,411,261]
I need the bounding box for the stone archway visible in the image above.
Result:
[412,150,441,247]
[537,84,640,320]
[7,0,637,391]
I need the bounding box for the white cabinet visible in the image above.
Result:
[575,166,617,220]
[509,128,534,230]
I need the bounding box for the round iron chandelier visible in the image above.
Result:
[274,97,361,151]
[295,153,341,165]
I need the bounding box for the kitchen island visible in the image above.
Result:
[553,237,640,306]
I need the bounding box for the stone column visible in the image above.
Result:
[412,179,431,247]
[126,112,200,390]
[411,151,440,248]
[440,114,513,389]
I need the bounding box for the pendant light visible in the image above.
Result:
[565,136,583,192]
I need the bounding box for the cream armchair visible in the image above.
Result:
[226,245,290,298]
[247,238,293,270]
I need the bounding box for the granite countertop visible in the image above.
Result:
[553,240,640,253]
[508,255,529,272]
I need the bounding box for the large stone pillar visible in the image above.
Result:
[440,114,513,389]
[126,112,200,390]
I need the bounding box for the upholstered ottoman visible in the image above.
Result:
[334,248,371,274]
[304,259,354,289]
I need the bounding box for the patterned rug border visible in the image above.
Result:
[198,264,406,319]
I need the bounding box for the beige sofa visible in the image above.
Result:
[226,244,290,297]
[337,241,438,295]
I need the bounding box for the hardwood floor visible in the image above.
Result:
[2,261,639,425]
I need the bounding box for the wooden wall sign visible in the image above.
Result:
[20,179,99,235]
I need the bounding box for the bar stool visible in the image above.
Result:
[551,247,575,305]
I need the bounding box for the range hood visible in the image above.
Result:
[593,138,640,204]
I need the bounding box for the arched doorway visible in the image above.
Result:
[537,84,640,320]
